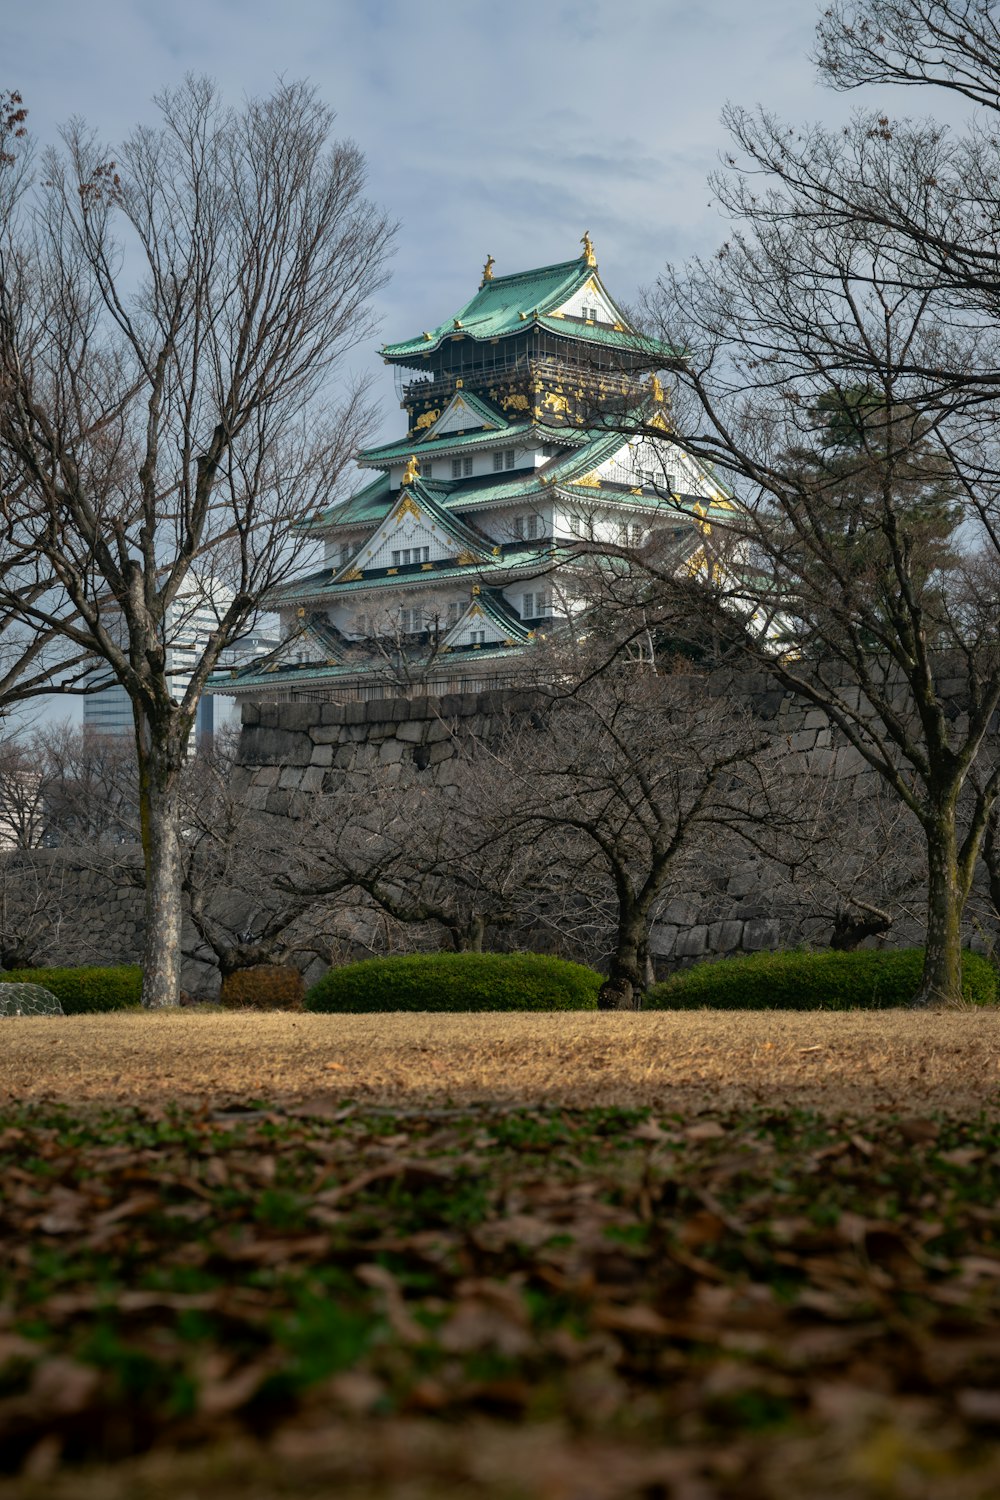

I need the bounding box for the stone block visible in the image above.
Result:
[280,701,321,733]
[310,743,333,767]
[388,697,411,720]
[365,699,393,722]
[754,690,785,719]
[742,918,780,951]
[803,710,829,730]
[241,703,260,728]
[427,738,454,765]
[299,766,325,792]
[424,720,453,743]
[787,730,817,752]
[708,920,744,952]
[674,925,709,958]
[310,725,341,744]
[240,727,313,768]
[395,720,427,743]
[321,703,347,725]
[278,767,304,791]
[726,867,759,899]
[344,702,366,724]
[731,904,770,921]
[265,789,291,817]
[660,895,701,926]
[333,745,357,770]
[379,738,405,764]
[253,765,280,788]
[648,925,677,957]
[258,703,279,728]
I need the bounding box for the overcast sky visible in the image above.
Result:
[6,1,975,730]
[8,0,970,440]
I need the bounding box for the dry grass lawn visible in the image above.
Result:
[2,1008,999,1113]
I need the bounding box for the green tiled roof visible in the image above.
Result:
[430,390,510,432]
[328,478,497,581]
[359,421,533,467]
[210,637,536,694]
[381,256,676,365]
[299,470,394,533]
[473,591,534,643]
[269,544,564,607]
[383,258,590,359]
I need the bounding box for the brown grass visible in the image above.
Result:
[2,1009,999,1114]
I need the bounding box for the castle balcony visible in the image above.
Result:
[396,350,639,408]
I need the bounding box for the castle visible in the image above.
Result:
[213,237,731,703]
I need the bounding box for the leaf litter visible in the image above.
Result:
[1,1100,1000,1497]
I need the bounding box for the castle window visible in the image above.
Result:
[422,461,433,479]
[522,591,551,619]
[399,607,423,633]
[452,455,473,479]
[447,600,462,626]
[526,513,541,540]
[391,547,431,567]
[492,449,516,472]
[567,515,582,537]
[513,515,525,540]
[339,541,352,568]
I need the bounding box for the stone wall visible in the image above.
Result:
[6,672,991,987]
[230,676,952,970]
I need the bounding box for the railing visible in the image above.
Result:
[396,351,639,407]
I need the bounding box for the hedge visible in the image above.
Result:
[0,966,142,1014]
[305,952,602,1013]
[645,948,998,1010]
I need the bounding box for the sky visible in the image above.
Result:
[5,0,973,730]
[8,0,965,440]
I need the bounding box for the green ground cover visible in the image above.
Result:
[2,1100,1000,1497]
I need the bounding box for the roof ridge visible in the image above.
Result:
[483,257,585,287]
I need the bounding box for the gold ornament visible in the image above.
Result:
[401,455,420,486]
[481,254,495,285]
[581,230,596,266]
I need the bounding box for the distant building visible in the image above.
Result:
[213,236,731,705]
[84,583,276,745]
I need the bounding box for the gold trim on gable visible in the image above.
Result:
[396,493,422,522]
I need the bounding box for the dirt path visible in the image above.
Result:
[2,1009,999,1113]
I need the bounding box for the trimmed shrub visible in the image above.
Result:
[220,964,305,1011]
[305,952,602,1013]
[0,982,64,1017]
[645,948,998,1011]
[0,966,142,1014]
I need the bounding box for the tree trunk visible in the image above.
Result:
[599,912,646,1011]
[912,808,965,1008]
[449,913,485,952]
[137,727,186,1009]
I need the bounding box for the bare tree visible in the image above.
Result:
[0,78,395,1005]
[477,666,771,1008]
[622,3,1000,1005]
